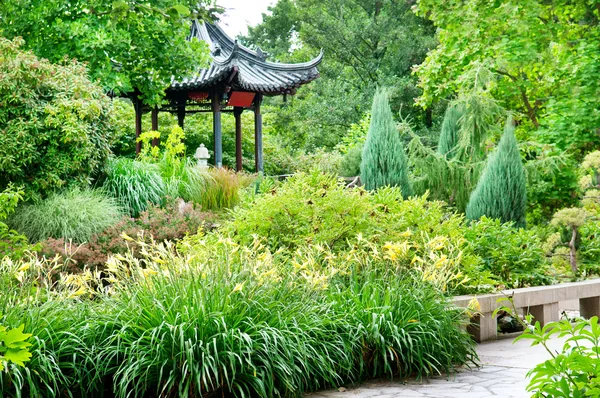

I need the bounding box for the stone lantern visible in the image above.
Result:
[194,144,210,169]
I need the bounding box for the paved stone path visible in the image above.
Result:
[306,333,564,398]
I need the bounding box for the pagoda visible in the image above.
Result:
[134,20,323,172]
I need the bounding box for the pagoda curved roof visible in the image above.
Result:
[170,21,323,94]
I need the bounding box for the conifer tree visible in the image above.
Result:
[466,118,527,227]
[360,89,412,197]
[437,104,464,158]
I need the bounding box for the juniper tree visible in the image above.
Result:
[466,118,527,227]
[360,89,413,197]
[437,104,464,158]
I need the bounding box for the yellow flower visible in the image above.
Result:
[17,263,31,272]
[120,232,134,242]
[232,282,245,293]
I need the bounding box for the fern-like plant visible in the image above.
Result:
[466,118,527,227]
[360,89,412,197]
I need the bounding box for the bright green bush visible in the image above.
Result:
[103,157,166,217]
[9,187,123,243]
[360,89,412,196]
[464,217,552,288]
[225,171,494,293]
[0,185,32,259]
[0,237,476,396]
[0,37,116,199]
[466,119,527,227]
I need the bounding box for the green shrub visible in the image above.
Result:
[0,185,32,259]
[339,145,363,177]
[9,187,123,243]
[40,200,215,272]
[103,157,165,217]
[225,171,493,293]
[360,89,412,196]
[466,119,527,227]
[0,37,116,199]
[464,217,552,288]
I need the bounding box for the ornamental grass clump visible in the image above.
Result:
[103,157,166,216]
[9,187,123,243]
[466,118,527,227]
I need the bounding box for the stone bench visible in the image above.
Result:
[453,279,600,342]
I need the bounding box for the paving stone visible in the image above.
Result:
[305,335,566,398]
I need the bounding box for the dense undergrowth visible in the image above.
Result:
[0,234,476,397]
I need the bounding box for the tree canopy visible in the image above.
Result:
[0,0,219,105]
[242,0,436,153]
[414,0,600,154]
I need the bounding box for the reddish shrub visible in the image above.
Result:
[40,199,215,271]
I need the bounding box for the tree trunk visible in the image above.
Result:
[569,227,578,274]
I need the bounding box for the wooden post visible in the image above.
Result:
[254,94,263,173]
[212,92,223,168]
[151,107,159,147]
[134,99,142,155]
[234,107,243,172]
[177,101,186,129]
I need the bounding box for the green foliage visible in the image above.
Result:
[360,89,412,195]
[0,0,216,105]
[0,185,34,260]
[242,0,436,154]
[0,37,116,199]
[408,71,517,211]
[339,145,363,177]
[224,171,501,293]
[437,104,464,158]
[414,0,600,154]
[464,217,551,288]
[466,120,527,227]
[40,200,214,272]
[103,157,165,217]
[0,322,32,372]
[0,234,476,396]
[516,316,600,397]
[9,187,123,243]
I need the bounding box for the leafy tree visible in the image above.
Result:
[414,0,600,154]
[0,0,217,105]
[242,0,299,59]
[466,118,527,227]
[0,37,115,198]
[360,89,412,196]
[242,0,437,153]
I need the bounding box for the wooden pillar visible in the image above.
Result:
[234,107,243,172]
[254,94,263,173]
[134,99,142,155]
[151,107,159,147]
[177,99,186,129]
[212,92,223,168]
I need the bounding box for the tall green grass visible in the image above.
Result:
[0,236,476,397]
[8,187,123,243]
[103,157,165,216]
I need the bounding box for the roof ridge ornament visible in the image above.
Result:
[256,47,269,61]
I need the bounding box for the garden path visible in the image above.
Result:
[306,333,565,398]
